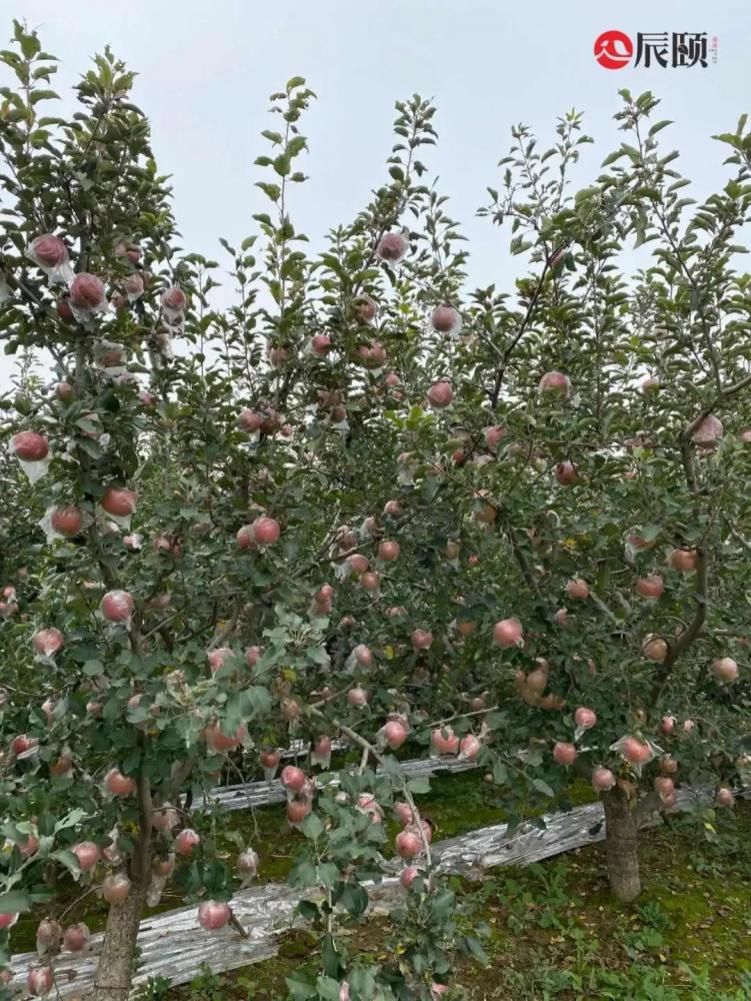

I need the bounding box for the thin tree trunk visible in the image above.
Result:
[94,773,152,1001]
[602,787,641,903]
[92,873,149,1001]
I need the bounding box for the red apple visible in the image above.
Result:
[197,900,230,931]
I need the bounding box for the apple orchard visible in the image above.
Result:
[1,20,751,1001]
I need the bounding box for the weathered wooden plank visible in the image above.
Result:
[8,783,723,997]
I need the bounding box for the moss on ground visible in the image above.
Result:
[15,767,750,1000]
[162,800,751,1001]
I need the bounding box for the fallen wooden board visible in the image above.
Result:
[206,753,477,812]
[8,783,720,997]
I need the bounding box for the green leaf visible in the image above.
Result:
[299,813,323,840]
[407,777,430,795]
[0,890,31,913]
[648,120,673,138]
[533,779,555,798]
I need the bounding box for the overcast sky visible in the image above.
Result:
[1,0,749,387]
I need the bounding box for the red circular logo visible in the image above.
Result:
[594,30,633,69]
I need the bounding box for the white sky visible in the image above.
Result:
[1,0,750,387]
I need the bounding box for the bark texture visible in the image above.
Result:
[92,874,148,1001]
[602,787,641,903]
[93,773,152,1001]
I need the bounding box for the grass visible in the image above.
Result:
[13,765,751,1000]
[151,799,751,1001]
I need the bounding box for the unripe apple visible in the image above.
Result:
[197,900,230,931]
[54,381,74,403]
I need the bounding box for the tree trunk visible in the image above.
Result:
[94,775,152,1001]
[92,872,149,1001]
[602,787,641,903]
